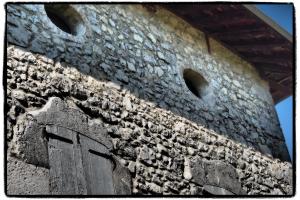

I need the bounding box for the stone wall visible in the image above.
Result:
[6,4,292,195]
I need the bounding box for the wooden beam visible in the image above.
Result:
[205,34,211,54]
[230,40,291,47]
[237,48,292,57]
[268,79,292,92]
[211,27,270,37]
[189,10,251,26]
[248,56,291,65]
[225,39,288,47]
[278,75,292,84]
[254,63,291,73]
[255,63,292,74]
[181,4,241,14]
[241,51,292,58]
[233,44,290,51]
[265,71,291,76]
[201,18,260,30]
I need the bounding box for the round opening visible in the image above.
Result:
[183,69,209,99]
[44,4,85,36]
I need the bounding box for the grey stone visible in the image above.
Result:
[127,62,136,72]
[105,81,121,90]
[190,184,203,195]
[139,146,150,160]
[147,33,156,43]
[223,75,231,82]
[221,87,228,95]
[203,185,234,195]
[259,144,272,156]
[80,63,91,74]
[262,178,274,188]
[233,80,242,88]
[250,132,259,139]
[7,18,31,47]
[187,147,196,156]
[174,122,185,133]
[123,96,133,111]
[155,67,164,77]
[143,52,156,64]
[12,90,26,101]
[161,42,171,50]
[115,70,129,83]
[139,145,155,166]
[157,143,168,154]
[108,19,116,27]
[147,182,162,194]
[118,128,133,140]
[128,161,136,173]
[104,43,115,51]
[183,158,192,180]
[133,34,143,43]
[100,63,111,72]
[270,188,283,195]
[188,156,246,195]
[23,4,39,12]
[157,52,165,60]
[129,26,138,33]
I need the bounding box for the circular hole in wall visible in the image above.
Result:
[183,69,209,99]
[44,4,85,36]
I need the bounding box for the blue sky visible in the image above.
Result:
[256,4,293,159]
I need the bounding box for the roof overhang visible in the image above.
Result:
[161,4,293,104]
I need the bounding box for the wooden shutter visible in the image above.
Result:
[46,125,114,195]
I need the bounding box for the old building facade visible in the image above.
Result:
[6,4,293,195]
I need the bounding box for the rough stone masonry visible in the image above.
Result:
[6,4,292,195]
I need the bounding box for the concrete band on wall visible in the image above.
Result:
[6,4,292,195]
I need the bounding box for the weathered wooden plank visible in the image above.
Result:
[48,137,62,195]
[234,44,291,52]
[59,139,76,195]
[48,127,80,195]
[72,133,87,195]
[80,134,109,156]
[249,57,277,66]
[278,75,292,84]
[80,135,114,195]
[202,18,260,30]
[248,56,291,65]
[88,150,114,194]
[46,125,74,141]
[210,26,270,37]
[255,63,291,72]
[241,51,292,58]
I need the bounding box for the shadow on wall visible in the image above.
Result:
[5,3,290,162]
